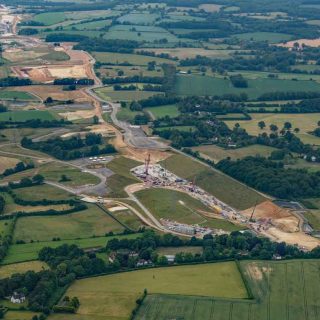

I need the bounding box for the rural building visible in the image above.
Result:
[10,292,26,304]
[164,255,175,264]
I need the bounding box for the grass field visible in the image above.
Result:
[135,188,243,231]
[13,205,124,242]
[0,156,19,174]
[0,191,73,215]
[16,184,74,201]
[146,104,180,119]
[4,311,39,320]
[61,262,247,320]
[304,210,320,231]
[106,156,141,198]
[225,113,320,145]
[156,125,196,132]
[0,110,56,122]
[233,32,293,43]
[42,51,70,61]
[160,154,267,210]
[117,13,159,24]
[175,75,320,100]
[136,260,320,320]
[0,91,37,101]
[94,86,162,102]
[0,261,48,279]
[31,12,66,25]
[116,107,143,122]
[3,233,140,265]
[39,162,100,187]
[192,144,277,162]
[93,52,174,66]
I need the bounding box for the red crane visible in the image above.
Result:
[144,153,151,175]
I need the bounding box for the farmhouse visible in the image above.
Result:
[10,292,26,304]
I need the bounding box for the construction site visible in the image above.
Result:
[130,155,320,250]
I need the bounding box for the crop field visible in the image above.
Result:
[135,188,243,231]
[0,110,56,122]
[174,75,320,99]
[93,52,174,66]
[146,104,180,119]
[13,205,124,242]
[0,261,48,279]
[0,91,37,101]
[2,233,140,265]
[225,113,320,145]
[160,154,267,210]
[106,156,141,198]
[136,260,320,320]
[233,32,293,43]
[192,144,277,162]
[62,262,247,320]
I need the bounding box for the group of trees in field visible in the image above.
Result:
[53,78,94,86]
[1,161,34,177]
[21,133,116,160]
[0,77,32,87]
[0,119,71,129]
[102,75,163,85]
[216,156,320,199]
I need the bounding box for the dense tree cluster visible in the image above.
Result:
[21,133,116,160]
[216,156,320,199]
[53,78,94,86]
[1,161,34,177]
[0,77,32,87]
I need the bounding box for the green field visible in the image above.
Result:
[16,184,74,201]
[94,86,163,102]
[42,51,70,61]
[135,188,243,231]
[193,144,277,162]
[116,107,143,122]
[3,233,140,265]
[0,110,56,122]
[146,104,180,119]
[137,260,320,320]
[160,154,267,210]
[93,52,174,66]
[117,13,159,24]
[4,311,40,320]
[65,19,112,30]
[106,156,141,198]
[60,262,247,320]
[156,125,196,132]
[175,75,320,100]
[0,261,48,279]
[225,113,320,145]
[31,12,66,25]
[0,191,73,215]
[233,32,293,43]
[13,205,124,242]
[39,162,100,187]
[0,91,37,101]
